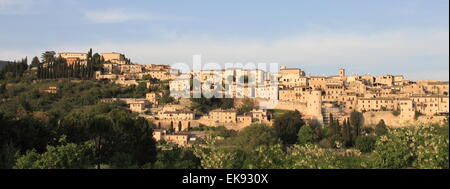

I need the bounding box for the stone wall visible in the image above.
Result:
[363,111,447,128]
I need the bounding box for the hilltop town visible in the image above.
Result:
[1,0,449,172]
[0,49,448,170]
[42,51,447,147]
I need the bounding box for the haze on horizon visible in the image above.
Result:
[0,0,448,81]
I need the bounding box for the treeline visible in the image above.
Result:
[0,58,28,80]
[0,79,163,169]
[190,96,234,114]
[36,49,103,80]
[0,103,157,169]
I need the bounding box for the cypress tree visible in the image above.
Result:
[328,113,336,136]
[37,65,41,79]
[342,119,352,147]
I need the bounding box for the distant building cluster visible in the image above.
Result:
[59,51,448,146]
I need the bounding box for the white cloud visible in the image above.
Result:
[0,0,35,15]
[84,9,177,23]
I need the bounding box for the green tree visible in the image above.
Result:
[231,124,279,153]
[142,75,160,84]
[375,119,388,136]
[249,144,343,169]
[88,115,113,169]
[14,137,93,169]
[237,98,256,114]
[370,124,448,169]
[327,114,339,137]
[133,82,148,98]
[350,111,363,138]
[297,125,314,145]
[109,152,138,169]
[341,119,353,147]
[41,51,55,64]
[248,144,287,169]
[354,136,377,153]
[0,142,19,169]
[273,110,305,145]
[152,147,201,169]
[190,96,233,114]
[30,56,40,68]
[286,144,343,169]
[194,147,243,169]
[107,110,157,167]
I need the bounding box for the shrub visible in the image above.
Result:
[319,138,332,148]
[286,144,343,169]
[14,140,93,169]
[370,124,449,169]
[297,125,314,145]
[354,136,377,153]
[375,119,388,136]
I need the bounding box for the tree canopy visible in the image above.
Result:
[273,110,305,145]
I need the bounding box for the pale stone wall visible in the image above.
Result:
[58,53,87,60]
[275,101,308,111]
[363,111,408,128]
[101,53,125,64]
[163,134,189,146]
[375,75,394,86]
[417,115,448,125]
[363,111,446,128]
[357,97,400,112]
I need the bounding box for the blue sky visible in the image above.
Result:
[0,0,448,80]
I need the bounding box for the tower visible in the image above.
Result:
[306,90,323,121]
[339,68,346,77]
[399,99,415,121]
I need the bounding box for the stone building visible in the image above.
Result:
[209,109,237,124]
[58,52,88,65]
[146,92,159,105]
[410,95,449,116]
[101,52,127,64]
[357,97,401,112]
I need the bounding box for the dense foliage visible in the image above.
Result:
[191,123,448,169]
[0,58,29,82]
[36,49,103,80]
[370,124,449,169]
[273,110,305,145]
[14,136,93,169]
[152,147,201,169]
[0,79,158,169]
[190,96,234,114]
